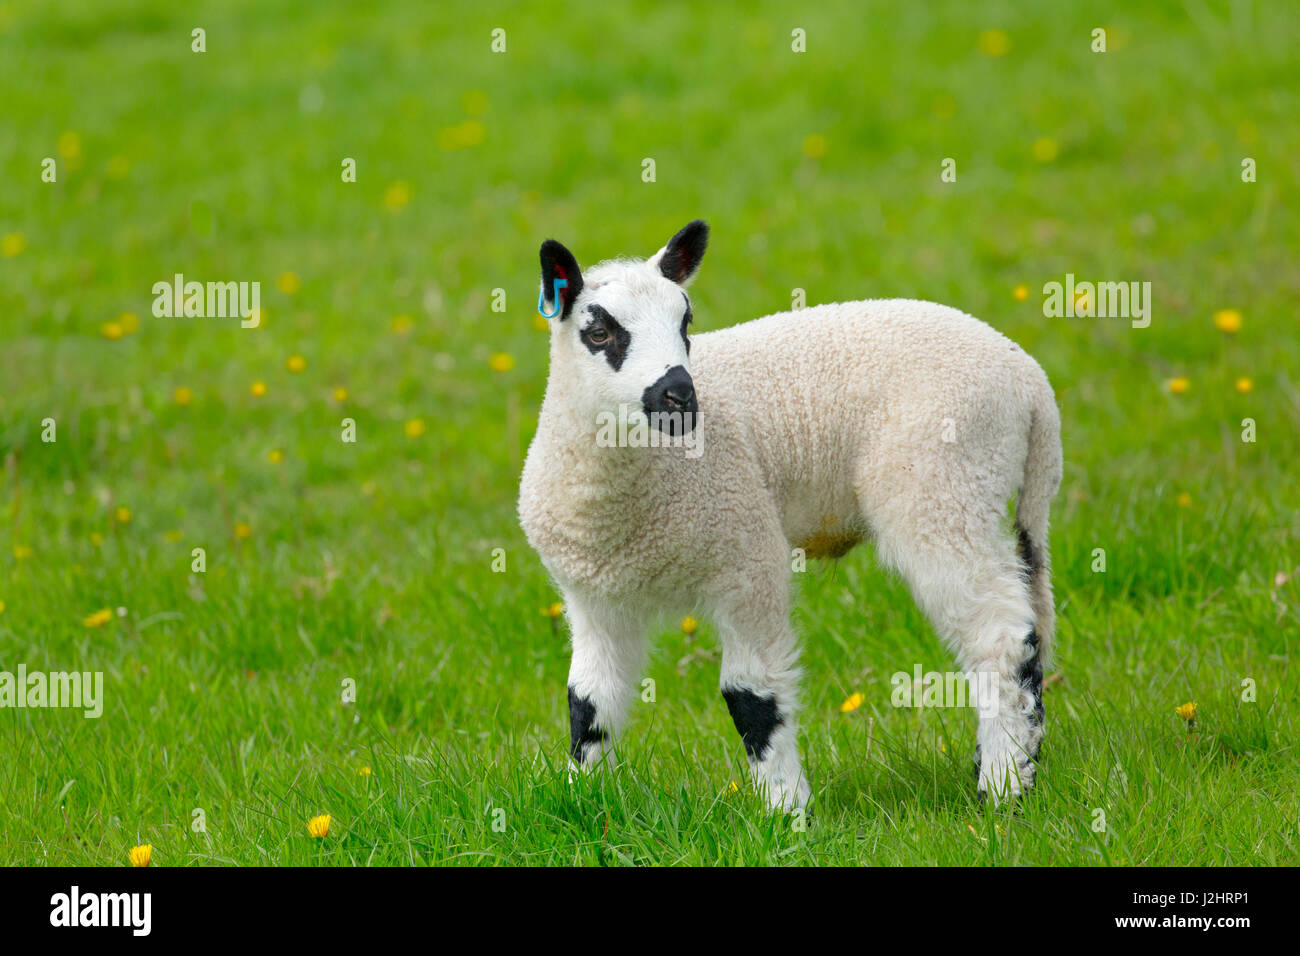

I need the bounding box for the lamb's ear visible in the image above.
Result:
[539,239,583,321]
[650,219,709,286]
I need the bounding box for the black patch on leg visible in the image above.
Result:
[1018,628,1045,758]
[721,686,781,762]
[568,686,607,763]
[1016,521,1040,580]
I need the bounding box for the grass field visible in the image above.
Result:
[1,0,1297,866]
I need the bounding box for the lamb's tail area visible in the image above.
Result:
[1016,383,1063,664]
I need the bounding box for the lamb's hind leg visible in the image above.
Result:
[711,569,810,812]
[876,525,1044,805]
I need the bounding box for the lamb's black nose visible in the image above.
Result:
[642,365,698,435]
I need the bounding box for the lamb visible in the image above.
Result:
[517,220,1062,810]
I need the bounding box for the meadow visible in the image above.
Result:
[0,0,1297,865]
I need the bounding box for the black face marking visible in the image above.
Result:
[680,292,692,354]
[721,686,781,762]
[568,686,607,763]
[539,239,583,321]
[658,220,709,284]
[1018,627,1045,747]
[580,305,631,371]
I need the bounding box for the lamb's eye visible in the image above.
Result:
[586,327,609,345]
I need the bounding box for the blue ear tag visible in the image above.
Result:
[537,277,568,318]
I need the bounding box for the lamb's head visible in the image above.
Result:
[538,220,708,437]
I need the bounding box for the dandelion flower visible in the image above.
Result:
[1013,284,1030,302]
[89,533,104,547]
[1166,377,1190,395]
[1212,309,1242,334]
[83,608,113,627]
[307,814,331,838]
[234,522,252,539]
[1,233,26,258]
[277,272,301,295]
[978,28,1011,57]
[404,418,426,439]
[1235,377,1253,394]
[115,506,131,524]
[1176,701,1197,722]
[384,181,411,211]
[727,781,740,794]
[173,386,193,406]
[532,314,550,332]
[488,352,515,373]
[128,844,152,867]
[286,355,307,373]
[390,314,414,335]
[100,321,125,340]
[1031,137,1058,163]
[802,133,829,159]
[250,381,267,397]
[680,616,698,635]
[332,386,349,402]
[0,600,5,613]
[13,545,33,560]
[840,692,864,713]
[542,602,564,619]
[359,766,372,777]
[1176,492,1192,508]
[267,449,284,464]
[57,131,82,160]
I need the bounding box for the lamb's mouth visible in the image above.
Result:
[641,365,698,436]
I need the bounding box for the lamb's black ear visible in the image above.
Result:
[539,239,583,321]
[655,220,709,285]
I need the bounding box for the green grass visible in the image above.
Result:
[1,0,1297,865]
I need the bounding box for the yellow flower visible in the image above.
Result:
[359,766,372,777]
[57,131,82,159]
[100,321,125,340]
[250,380,268,397]
[978,29,1011,57]
[1235,377,1252,393]
[404,418,426,439]
[90,533,104,547]
[0,600,5,613]
[128,844,152,867]
[1212,309,1242,334]
[437,120,487,151]
[267,449,284,464]
[1176,492,1192,508]
[164,529,182,543]
[384,181,411,211]
[1013,284,1030,302]
[680,616,698,635]
[332,386,349,402]
[1031,137,1059,163]
[277,272,301,295]
[286,355,307,373]
[488,352,515,373]
[115,506,131,524]
[1176,701,1197,722]
[727,781,740,794]
[840,692,864,713]
[307,814,331,838]
[173,386,193,406]
[2,233,27,257]
[1167,377,1190,395]
[532,314,550,332]
[542,602,564,619]
[234,522,252,539]
[801,133,829,159]
[13,545,33,560]
[106,155,131,179]
[83,608,113,627]
[390,314,414,335]
[118,312,139,334]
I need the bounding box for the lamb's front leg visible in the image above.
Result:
[714,586,810,812]
[564,594,647,769]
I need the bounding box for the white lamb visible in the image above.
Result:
[518,221,1062,810]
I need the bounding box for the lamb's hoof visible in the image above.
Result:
[760,774,811,814]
